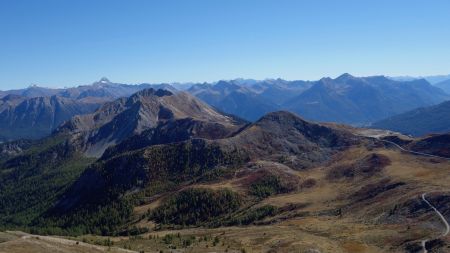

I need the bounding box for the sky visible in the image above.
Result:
[1,0,450,89]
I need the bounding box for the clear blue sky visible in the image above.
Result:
[1,0,450,89]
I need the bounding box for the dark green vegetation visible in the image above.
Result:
[40,139,248,235]
[0,135,95,231]
[151,188,242,225]
[150,188,281,228]
[38,199,134,235]
[250,175,295,198]
[372,100,450,136]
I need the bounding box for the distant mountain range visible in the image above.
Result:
[187,79,313,121]
[1,74,449,142]
[372,100,450,136]
[388,74,450,84]
[435,79,450,94]
[0,77,176,101]
[188,74,449,125]
[0,78,178,142]
[0,95,99,141]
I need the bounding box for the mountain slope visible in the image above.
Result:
[188,75,449,124]
[0,88,245,231]
[0,95,99,141]
[219,111,359,163]
[283,74,449,125]
[188,81,280,121]
[435,79,450,94]
[407,133,450,157]
[102,116,246,159]
[371,100,450,136]
[56,88,245,157]
[187,79,314,121]
[0,134,95,226]
[2,77,450,252]
[43,111,361,233]
[1,107,450,252]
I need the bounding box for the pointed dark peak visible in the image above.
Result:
[92,77,112,87]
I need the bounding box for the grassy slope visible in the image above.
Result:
[95,145,450,253]
[1,128,449,252]
[0,144,449,252]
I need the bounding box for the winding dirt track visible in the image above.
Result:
[374,137,450,252]
[420,193,450,253]
[377,139,450,160]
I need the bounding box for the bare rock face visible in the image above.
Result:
[55,88,246,157]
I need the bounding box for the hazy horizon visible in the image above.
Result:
[1,0,450,89]
[3,72,450,91]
